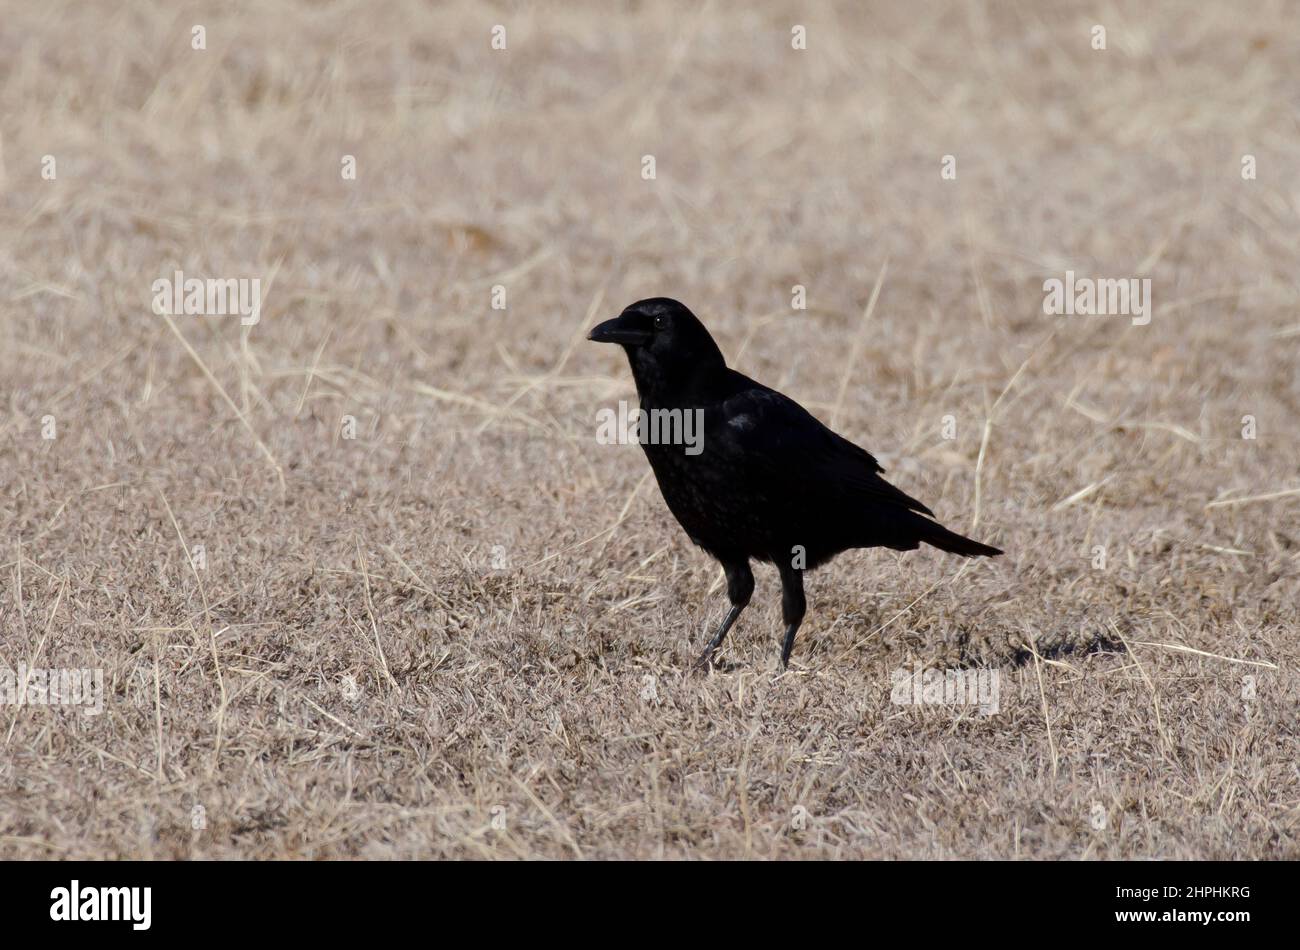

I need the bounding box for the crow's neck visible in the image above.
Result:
[627,351,726,408]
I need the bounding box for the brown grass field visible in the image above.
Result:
[1,0,1297,860]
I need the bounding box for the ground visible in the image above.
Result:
[1,1,1296,859]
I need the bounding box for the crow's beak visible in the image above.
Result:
[588,317,651,345]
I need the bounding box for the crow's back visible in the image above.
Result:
[640,370,934,566]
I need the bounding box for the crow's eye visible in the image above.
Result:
[653,314,667,330]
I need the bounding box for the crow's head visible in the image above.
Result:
[589,298,725,390]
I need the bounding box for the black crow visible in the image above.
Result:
[589,297,1002,669]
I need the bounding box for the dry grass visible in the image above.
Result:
[1,0,1298,859]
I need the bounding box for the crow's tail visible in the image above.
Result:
[911,516,1002,558]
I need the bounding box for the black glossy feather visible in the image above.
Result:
[590,297,1001,667]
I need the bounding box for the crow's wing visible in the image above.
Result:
[714,381,935,517]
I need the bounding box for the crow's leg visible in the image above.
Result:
[696,559,753,668]
[777,562,806,669]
